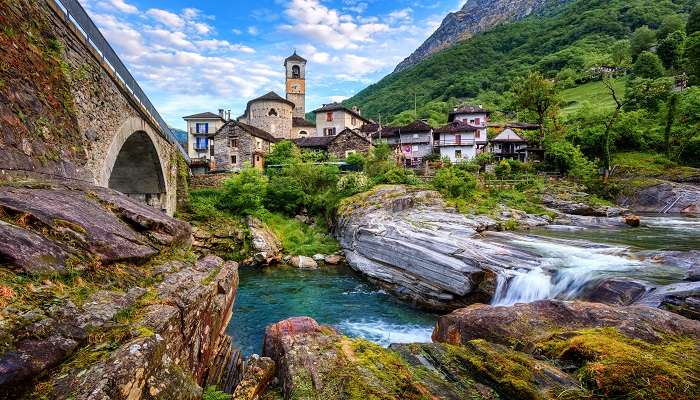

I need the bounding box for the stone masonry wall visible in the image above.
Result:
[328,132,372,159]
[247,100,293,140]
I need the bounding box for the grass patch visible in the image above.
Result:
[559,79,625,117]
[612,152,700,180]
[258,211,339,256]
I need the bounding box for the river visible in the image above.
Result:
[228,214,698,355]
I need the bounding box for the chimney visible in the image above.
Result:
[218,109,224,119]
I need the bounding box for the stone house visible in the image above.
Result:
[213,121,278,171]
[237,91,296,140]
[397,120,434,167]
[182,111,226,173]
[434,121,482,162]
[312,103,372,137]
[448,104,489,144]
[294,128,372,159]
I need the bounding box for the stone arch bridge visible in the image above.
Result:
[0,0,188,215]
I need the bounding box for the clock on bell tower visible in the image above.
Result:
[284,51,307,119]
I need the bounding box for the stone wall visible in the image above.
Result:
[214,125,271,171]
[0,0,179,214]
[328,131,372,159]
[247,100,293,140]
[191,172,231,190]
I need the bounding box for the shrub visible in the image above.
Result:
[337,172,372,196]
[345,152,366,169]
[265,140,300,166]
[381,167,420,185]
[265,174,305,215]
[495,160,513,177]
[219,166,268,215]
[202,386,231,400]
[188,189,224,220]
[432,166,477,198]
[475,152,495,166]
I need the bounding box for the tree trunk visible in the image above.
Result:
[664,94,678,159]
[603,108,620,183]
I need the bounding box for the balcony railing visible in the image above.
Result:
[190,128,213,135]
[434,139,476,147]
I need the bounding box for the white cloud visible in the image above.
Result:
[146,9,185,28]
[248,26,259,36]
[329,95,349,103]
[99,0,137,14]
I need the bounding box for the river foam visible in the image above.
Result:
[337,319,434,347]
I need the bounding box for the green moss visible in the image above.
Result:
[537,328,700,400]
[52,218,87,234]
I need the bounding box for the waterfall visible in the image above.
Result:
[491,236,644,306]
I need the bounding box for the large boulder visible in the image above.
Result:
[617,181,700,214]
[246,216,282,266]
[261,316,580,400]
[579,278,653,305]
[335,185,543,311]
[433,300,700,346]
[0,180,191,272]
[636,281,700,320]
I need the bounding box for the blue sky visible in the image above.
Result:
[79,0,465,129]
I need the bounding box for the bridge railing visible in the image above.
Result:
[52,0,190,163]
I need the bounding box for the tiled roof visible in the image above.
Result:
[218,121,278,143]
[434,121,479,134]
[400,120,432,132]
[292,117,316,128]
[312,103,371,124]
[360,123,380,133]
[249,91,295,107]
[285,51,307,63]
[451,105,490,114]
[491,128,526,143]
[372,126,400,139]
[488,122,540,130]
[293,136,334,149]
[183,111,224,120]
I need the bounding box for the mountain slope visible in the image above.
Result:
[347,0,693,121]
[395,0,572,73]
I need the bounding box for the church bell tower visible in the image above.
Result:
[285,51,307,119]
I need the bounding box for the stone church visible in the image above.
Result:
[236,51,315,140]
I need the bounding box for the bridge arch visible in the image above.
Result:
[100,117,173,213]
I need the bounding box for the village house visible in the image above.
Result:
[182,111,227,174]
[448,105,489,144]
[489,123,543,162]
[312,103,372,137]
[433,121,482,162]
[294,128,372,159]
[396,120,434,167]
[213,121,278,170]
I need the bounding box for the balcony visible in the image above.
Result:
[434,139,476,147]
[190,128,213,135]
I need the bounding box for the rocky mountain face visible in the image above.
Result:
[395,0,570,73]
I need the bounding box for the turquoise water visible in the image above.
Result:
[227,265,437,355]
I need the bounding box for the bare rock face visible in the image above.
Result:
[246,216,282,266]
[0,180,191,272]
[394,0,573,72]
[636,281,700,320]
[433,300,700,346]
[335,185,542,311]
[579,278,653,305]
[231,355,275,400]
[618,181,700,213]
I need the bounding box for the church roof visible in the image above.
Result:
[285,51,307,64]
[249,91,296,107]
[292,117,316,128]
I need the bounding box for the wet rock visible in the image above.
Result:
[433,300,700,346]
[580,278,653,305]
[232,355,275,400]
[336,185,540,311]
[247,216,281,266]
[636,281,700,320]
[624,214,641,227]
[312,254,325,262]
[687,265,700,282]
[289,256,318,269]
[618,180,700,213]
[542,193,627,217]
[324,255,342,265]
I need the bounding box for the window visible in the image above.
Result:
[210,143,214,156]
[256,155,260,162]
[231,155,237,164]
[195,122,209,134]
[256,139,262,149]
[455,149,463,159]
[455,134,461,145]
[324,127,336,136]
[351,117,357,126]
[292,65,300,78]
[326,112,333,122]
[475,130,481,139]
[475,117,481,125]
[230,139,238,148]
[268,108,278,116]
[413,133,419,139]
[195,137,208,150]
[299,130,308,136]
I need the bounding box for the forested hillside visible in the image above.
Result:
[346,0,696,120]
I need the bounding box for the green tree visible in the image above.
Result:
[658,15,686,41]
[657,30,686,70]
[611,40,631,66]
[511,72,560,139]
[686,32,700,85]
[664,93,679,158]
[265,174,305,215]
[631,51,665,79]
[625,77,673,112]
[220,166,268,215]
[432,166,477,198]
[630,26,657,60]
[265,140,300,166]
[601,80,628,179]
[687,5,700,35]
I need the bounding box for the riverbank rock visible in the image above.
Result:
[431,300,700,399]
[289,256,318,269]
[324,255,342,265]
[636,281,700,320]
[624,214,641,227]
[0,179,191,272]
[247,217,282,266]
[433,300,700,346]
[617,180,700,213]
[336,185,545,311]
[543,193,627,217]
[232,355,275,400]
[191,221,247,258]
[262,316,583,399]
